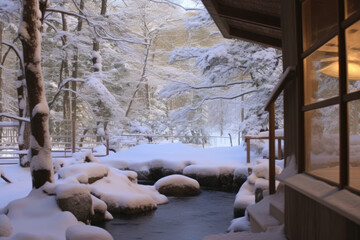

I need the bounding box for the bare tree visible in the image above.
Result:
[19,0,54,188]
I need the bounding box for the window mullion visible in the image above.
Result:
[338,0,349,188]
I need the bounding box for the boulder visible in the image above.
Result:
[58,163,109,184]
[155,175,200,197]
[56,183,92,223]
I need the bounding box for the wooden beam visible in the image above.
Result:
[218,4,281,30]
[229,26,282,48]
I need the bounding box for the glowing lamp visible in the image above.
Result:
[320,60,360,80]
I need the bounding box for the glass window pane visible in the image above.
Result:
[304,37,339,105]
[346,0,360,18]
[349,100,360,191]
[346,20,360,92]
[305,105,339,184]
[302,0,338,50]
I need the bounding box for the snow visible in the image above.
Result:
[0,214,12,237]
[57,162,109,184]
[324,190,360,225]
[65,225,113,240]
[203,231,287,240]
[101,143,248,175]
[55,183,90,199]
[234,181,255,209]
[154,174,200,189]
[3,188,79,239]
[91,169,168,210]
[234,160,282,210]
[227,216,250,232]
[32,102,49,117]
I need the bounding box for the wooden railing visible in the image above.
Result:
[265,66,296,194]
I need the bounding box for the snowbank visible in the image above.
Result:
[234,159,282,217]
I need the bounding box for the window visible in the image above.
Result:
[301,0,360,192]
[304,37,339,105]
[346,20,360,93]
[305,106,340,184]
[346,0,360,18]
[302,0,338,50]
[348,100,360,191]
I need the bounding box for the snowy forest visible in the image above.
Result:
[0,1,291,239]
[0,0,283,153]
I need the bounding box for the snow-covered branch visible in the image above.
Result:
[0,113,30,122]
[190,89,258,110]
[48,78,86,108]
[2,41,25,75]
[149,0,202,11]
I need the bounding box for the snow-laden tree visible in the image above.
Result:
[19,0,54,188]
[160,39,283,139]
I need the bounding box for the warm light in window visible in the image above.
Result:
[320,60,360,80]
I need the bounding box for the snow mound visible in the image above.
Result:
[227,216,250,233]
[66,225,113,240]
[233,160,283,217]
[154,175,200,197]
[0,214,12,237]
[91,169,168,214]
[3,189,80,239]
[55,183,90,199]
[58,163,109,184]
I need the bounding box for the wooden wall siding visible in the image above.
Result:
[285,186,360,240]
[201,0,282,48]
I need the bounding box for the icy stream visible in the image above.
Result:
[96,189,236,240]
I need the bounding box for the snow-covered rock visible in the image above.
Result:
[66,225,113,240]
[3,188,80,239]
[154,174,200,197]
[91,195,113,222]
[233,160,282,217]
[91,169,168,214]
[0,214,12,237]
[234,181,255,217]
[55,183,93,223]
[183,165,242,191]
[58,163,109,184]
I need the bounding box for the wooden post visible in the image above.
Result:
[246,137,250,163]
[228,133,233,147]
[278,138,282,159]
[269,102,276,194]
[72,119,75,153]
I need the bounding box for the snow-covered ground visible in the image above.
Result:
[0,143,285,239]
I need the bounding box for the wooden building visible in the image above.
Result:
[201,0,360,239]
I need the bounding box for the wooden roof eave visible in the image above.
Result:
[201,0,282,48]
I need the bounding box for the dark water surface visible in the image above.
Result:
[97,190,236,240]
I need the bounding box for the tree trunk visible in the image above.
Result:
[17,71,30,167]
[20,0,54,188]
[0,23,3,140]
[61,13,71,120]
[70,0,85,152]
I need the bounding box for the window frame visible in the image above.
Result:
[299,0,360,193]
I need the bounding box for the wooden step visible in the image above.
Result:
[247,195,280,233]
